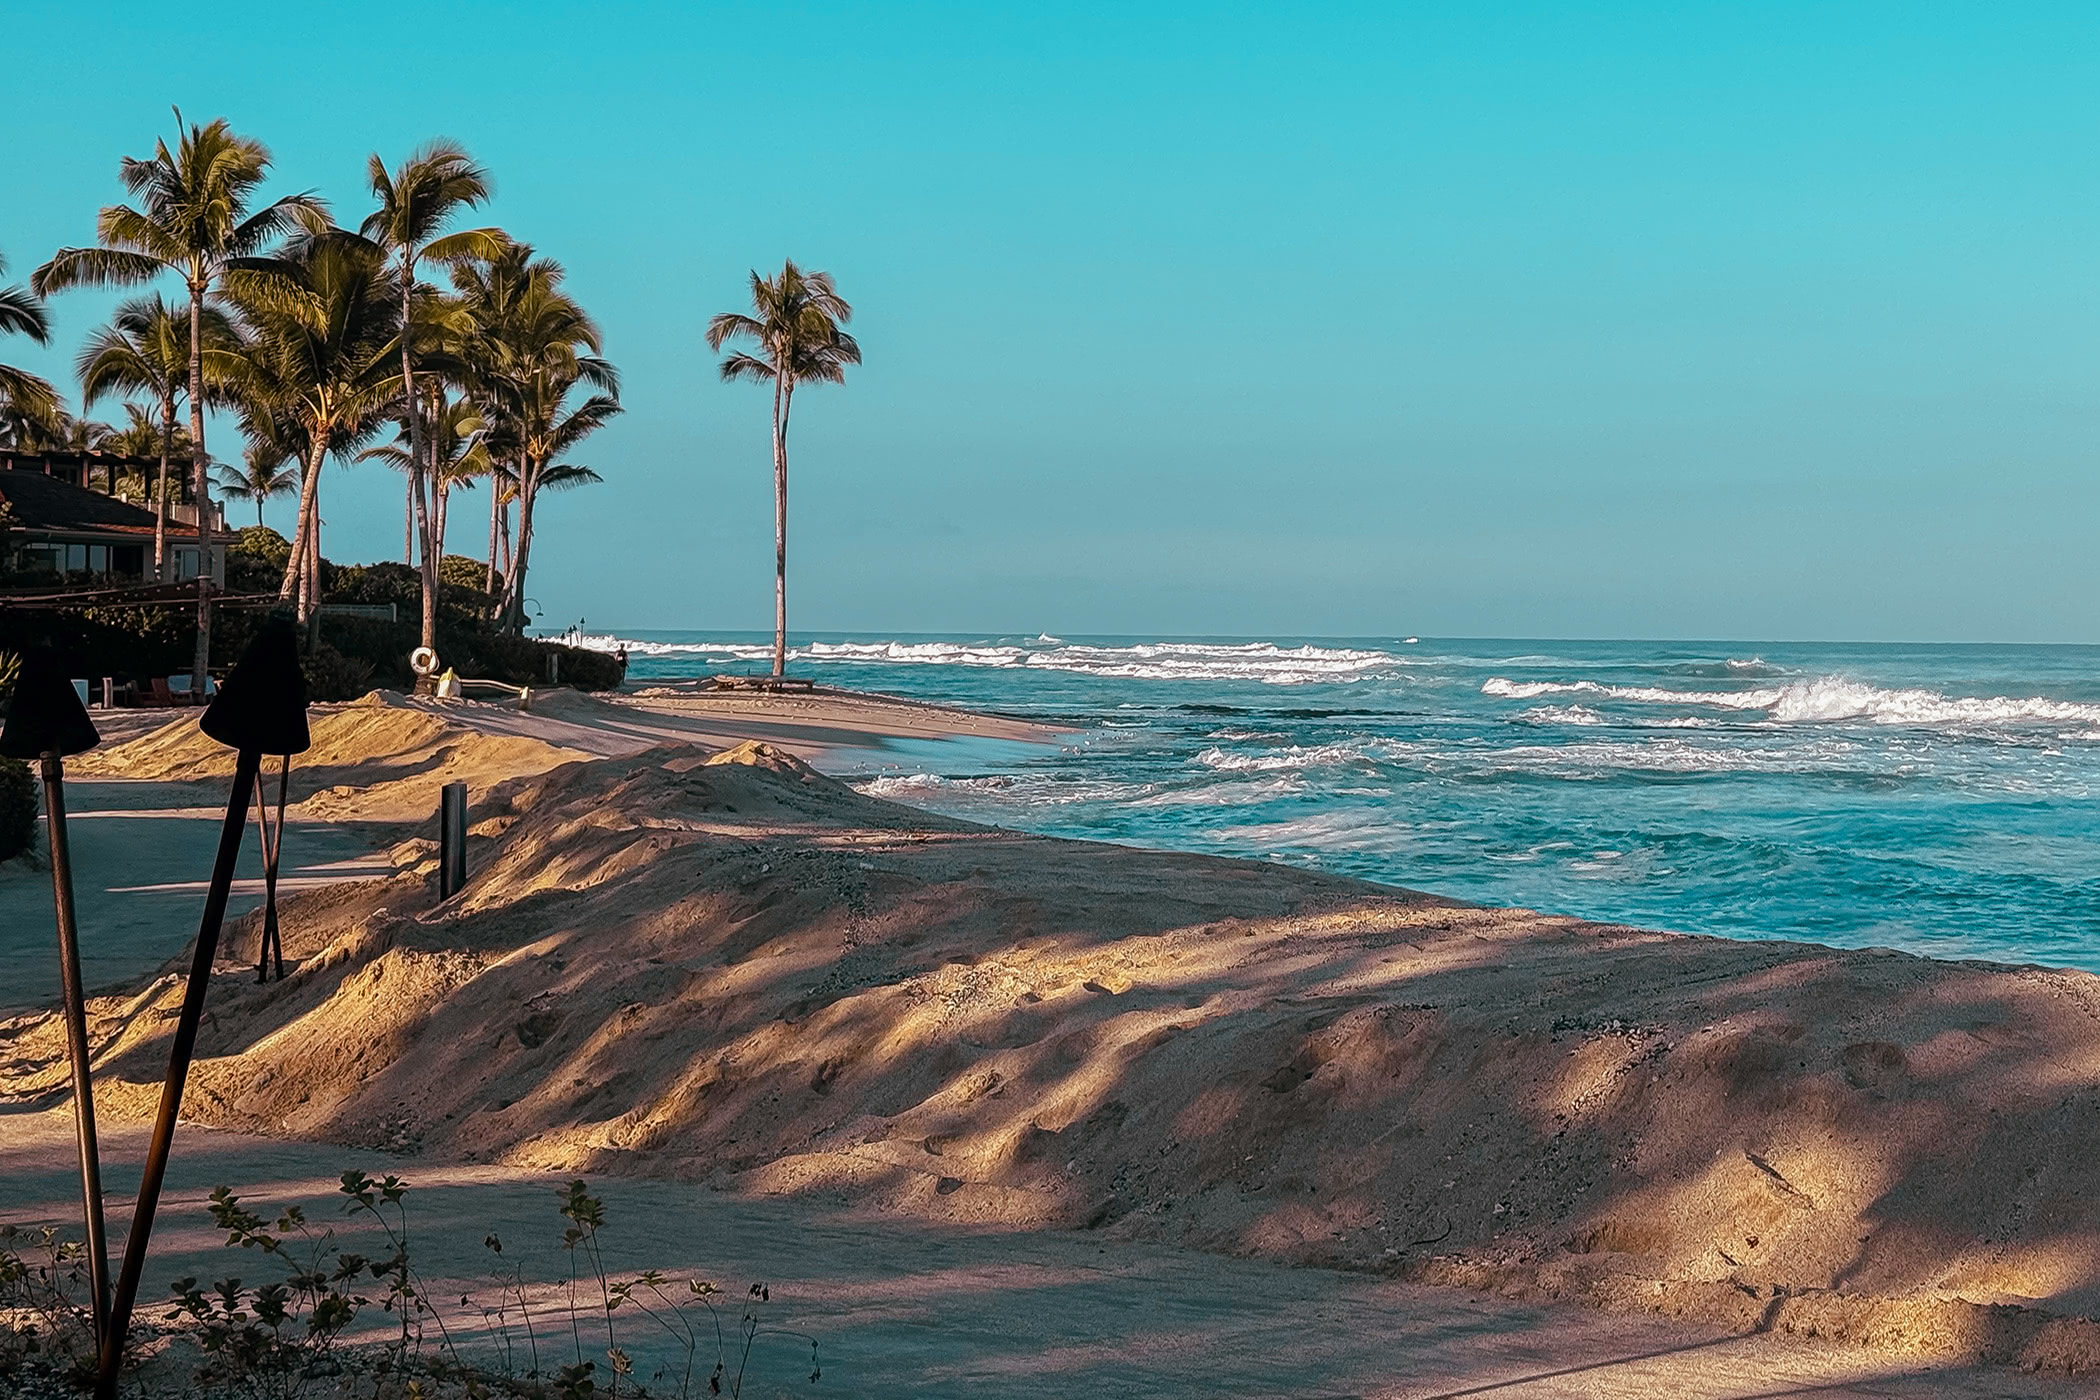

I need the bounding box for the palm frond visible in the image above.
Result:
[31,245,167,295]
[0,284,50,343]
[717,351,775,383]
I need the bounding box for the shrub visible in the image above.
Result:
[0,1172,820,1398]
[440,553,503,598]
[0,759,33,861]
[226,526,291,594]
[301,642,378,703]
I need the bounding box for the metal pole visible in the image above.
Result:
[94,749,260,1400]
[253,756,288,982]
[40,753,111,1348]
[439,780,467,898]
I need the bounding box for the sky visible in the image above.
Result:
[2,2,2096,642]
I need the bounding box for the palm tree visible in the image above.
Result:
[215,228,399,622]
[216,441,298,526]
[77,294,239,575]
[362,141,505,675]
[451,244,617,632]
[34,112,322,689]
[358,392,487,562]
[0,250,58,443]
[706,260,860,677]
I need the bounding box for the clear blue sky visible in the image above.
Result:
[3,2,2095,641]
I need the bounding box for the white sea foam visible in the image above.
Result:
[1520,704,1603,727]
[1482,675,2100,730]
[856,772,1150,806]
[565,633,1409,685]
[1194,741,1390,773]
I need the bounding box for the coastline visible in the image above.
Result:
[5,693,2100,1377]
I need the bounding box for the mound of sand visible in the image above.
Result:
[10,745,2100,1370]
[77,692,600,821]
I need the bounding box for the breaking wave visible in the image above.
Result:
[566,633,1410,685]
[1481,675,2100,731]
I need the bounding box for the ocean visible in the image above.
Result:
[574,632,2100,972]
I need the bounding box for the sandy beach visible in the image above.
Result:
[6,690,2100,1390]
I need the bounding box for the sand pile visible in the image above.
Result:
[8,746,2100,1370]
[77,692,598,820]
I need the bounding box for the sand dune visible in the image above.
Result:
[7,703,2100,1373]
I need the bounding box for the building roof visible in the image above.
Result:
[0,468,165,537]
[0,448,168,478]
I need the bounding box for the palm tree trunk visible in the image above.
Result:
[485,465,502,603]
[303,511,320,629]
[404,475,415,563]
[280,437,327,617]
[504,461,538,637]
[400,257,441,684]
[154,388,173,578]
[771,375,793,677]
[187,274,212,693]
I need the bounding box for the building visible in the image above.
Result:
[0,449,229,587]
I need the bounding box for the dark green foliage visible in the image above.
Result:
[226,525,291,593]
[441,552,502,596]
[0,541,621,701]
[0,758,33,860]
[301,642,377,703]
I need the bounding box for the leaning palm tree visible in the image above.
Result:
[34,113,322,687]
[706,260,860,678]
[78,293,240,575]
[216,227,400,622]
[362,141,505,672]
[0,250,59,443]
[216,441,298,526]
[503,363,619,634]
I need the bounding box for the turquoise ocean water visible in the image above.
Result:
[574,632,2100,972]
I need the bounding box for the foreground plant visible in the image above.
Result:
[1,1172,824,1397]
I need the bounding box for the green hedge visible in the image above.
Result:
[0,537,622,703]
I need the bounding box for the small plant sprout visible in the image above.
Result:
[0,1170,823,1396]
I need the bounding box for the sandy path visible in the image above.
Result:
[0,777,396,1010]
[0,687,1059,1010]
[433,687,1066,765]
[1,1109,2075,1399]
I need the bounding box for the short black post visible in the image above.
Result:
[93,617,308,1400]
[2,654,110,1348]
[439,780,467,898]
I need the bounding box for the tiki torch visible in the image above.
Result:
[0,653,111,1348]
[94,617,309,1400]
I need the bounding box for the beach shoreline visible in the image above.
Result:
[5,694,2100,1380]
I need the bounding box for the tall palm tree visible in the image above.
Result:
[216,228,400,622]
[0,250,59,443]
[706,260,860,677]
[216,441,298,526]
[78,294,239,575]
[451,244,617,632]
[362,141,505,673]
[34,113,322,688]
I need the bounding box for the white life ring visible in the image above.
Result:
[409,646,440,676]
